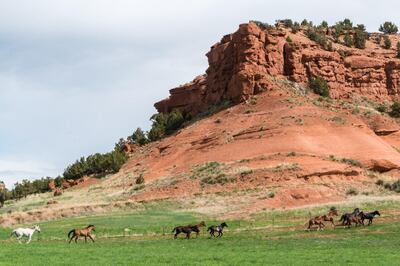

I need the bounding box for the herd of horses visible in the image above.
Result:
[7,208,380,243]
[306,207,381,230]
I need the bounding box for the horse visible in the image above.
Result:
[172,221,206,239]
[68,224,96,243]
[207,222,228,237]
[339,208,361,227]
[360,210,380,226]
[10,225,41,244]
[307,208,338,230]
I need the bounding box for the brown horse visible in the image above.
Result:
[68,225,96,243]
[307,208,339,230]
[172,221,206,239]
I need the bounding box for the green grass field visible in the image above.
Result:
[1,200,399,265]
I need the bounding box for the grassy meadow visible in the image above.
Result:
[0,199,399,265]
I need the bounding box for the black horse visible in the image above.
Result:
[339,208,361,227]
[360,210,380,226]
[172,221,206,239]
[207,222,228,238]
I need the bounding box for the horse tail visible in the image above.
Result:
[9,230,16,238]
[339,214,345,222]
[67,229,75,239]
[207,226,212,232]
[171,227,177,233]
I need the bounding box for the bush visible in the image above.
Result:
[383,36,392,49]
[135,174,145,184]
[129,128,148,146]
[376,179,384,186]
[251,20,274,30]
[63,149,128,180]
[320,21,328,28]
[147,110,188,142]
[286,36,293,43]
[341,19,353,30]
[354,28,367,49]
[276,19,293,28]
[397,42,400,58]
[291,22,300,33]
[391,180,400,192]
[309,76,330,97]
[343,33,354,47]
[306,28,329,50]
[376,104,387,113]
[301,19,309,26]
[379,22,398,34]
[346,188,358,196]
[389,101,400,117]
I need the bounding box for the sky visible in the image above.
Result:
[0,0,399,188]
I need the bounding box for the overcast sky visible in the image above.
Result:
[0,0,399,188]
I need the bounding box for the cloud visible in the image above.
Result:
[0,158,57,188]
[0,0,399,188]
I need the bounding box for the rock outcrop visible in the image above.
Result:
[155,22,400,115]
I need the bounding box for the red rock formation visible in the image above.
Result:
[53,188,62,197]
[155,22,400,115]
[48,180,56,191]
[122,143,138,154]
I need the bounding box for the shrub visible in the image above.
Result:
[346,188,358,196]
[343,33,354,47]
[63,150,128,180]
[301,19,309,26]
[291,22,300,33]
[383,36,392,49]
[309,76,330,97]
[276,19,293,28]
[389,101,400,117]
[397,42,400,58]
[391,180,400,192]
[341,19,353,30]
[379,22,398,34]
[251,20,274,30]
[286,36,292,43]
[147,110,188,141]
[354,28,367,49]
[129,128,148,146]
[306,28,328,49]
[376,179,384,186]
[320,21,328,28]
[268,192,275,198]
[376,104,387,113]
[135,174,145,184]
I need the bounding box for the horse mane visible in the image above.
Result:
[86,224,95,228]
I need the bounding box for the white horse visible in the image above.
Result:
[10,225,41,244]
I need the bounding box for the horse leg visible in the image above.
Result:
[88,235,95,243]
[68,235,73,244]
[17,236,22,244]
[368,219,372,226]
[186,232,190,239]
[220,231,223,238]
[85,236,87,243]
[75,236,78,243]
[330,219,335,229]
[174,232,179,239]
[26,235,32,244]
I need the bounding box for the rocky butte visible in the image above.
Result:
[155,21,400,115]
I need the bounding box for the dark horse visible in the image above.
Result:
[172,221,206,239]
[207,222,228,237]
[339,208,362,227]
[360,210,380,225]
[68,225,96,243]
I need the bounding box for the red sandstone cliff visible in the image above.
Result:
[155,22,400,115]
